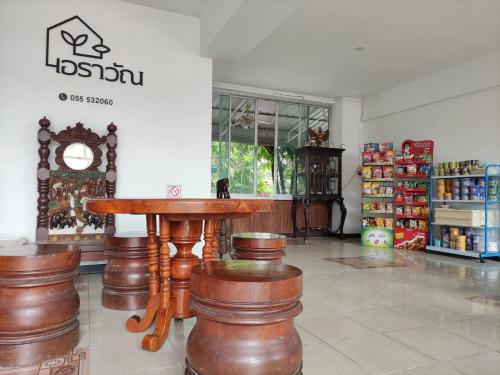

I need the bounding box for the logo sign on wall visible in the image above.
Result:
[45,16,143,86]
[167,185,182,198]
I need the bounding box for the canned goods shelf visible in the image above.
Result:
[426,246,481,258]
[431,174,499,179]
[394,174,429,179]
[432,200,500,203]
[431,223,500,229]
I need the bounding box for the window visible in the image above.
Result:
[211,93,331,197]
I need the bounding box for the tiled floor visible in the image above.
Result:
[77,238,500,374]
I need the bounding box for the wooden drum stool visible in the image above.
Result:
[102,235,151,310]
[186,260,303,375]
[231,232,287,263]
[0,244,80,367]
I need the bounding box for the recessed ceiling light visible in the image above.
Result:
[353,46,365,51]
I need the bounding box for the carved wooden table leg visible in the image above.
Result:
[142,215,176,352]
[203,219,218,262]
[126,214,160,333]
[170,221,202,319]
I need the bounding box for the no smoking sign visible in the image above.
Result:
[167,185,182,198]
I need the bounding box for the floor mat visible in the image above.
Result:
[324,256,411,269]
[0,347,89,375]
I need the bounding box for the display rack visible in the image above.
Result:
[427,164,500,262]
[393,140,433,251]
[361,143,394,248]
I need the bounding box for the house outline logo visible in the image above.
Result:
[46,15,111,67]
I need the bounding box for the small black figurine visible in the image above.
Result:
[216,178,230,199]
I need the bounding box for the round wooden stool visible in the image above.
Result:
[231,232,287,263]
[102,235,151,310]
[186,260,303,375]
[0,244,80,367]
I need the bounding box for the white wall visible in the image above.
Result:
[363,53,500,165]
[0,0,212,240]
[332,98,362,234]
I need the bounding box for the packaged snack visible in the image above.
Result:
[363,182,372,195]
[379,143,393,151]
[385,187,394,196]
[387,203,393,213]
[362,218,369,227]
[396,219,404,228]
[396,206,403,215]
[395,192,404,202]
[383,166,393,179]
[404,206,413,216]
[404,181,417,188]
[412,207,421,216]
[371,183,380,195]
[407,164,417,175]
[372,166,383,179]
[418,220,427,230]
[418,164,430,176]
[372,152,381,163]
[384,218,393,228]
[375,218,385,228]
[378,203,386,213]
[415,195,427,203]
[364,143,379,152]
[409,219,418,229]
[396,166,405,175]
[404,194,413,204]
[362,166,372,179]
[385,150,395,162]
[362,152,373,163]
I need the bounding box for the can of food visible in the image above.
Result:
[444,193,453,200]
[456,235,466,250]
[449,227,460,239]
[477,178,485,186]
[453,193,461,200]
[488,179,498,187]
[461,194,469,200]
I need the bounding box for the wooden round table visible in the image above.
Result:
[85,198,273,352]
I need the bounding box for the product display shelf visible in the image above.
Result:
[361,148,395,248]
[427,165,500,262]
[393,147,432,251]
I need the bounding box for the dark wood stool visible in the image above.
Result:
[231,232,287,263]
[0,244,80,367]
[186,260,303,375]
[102,235,151,310]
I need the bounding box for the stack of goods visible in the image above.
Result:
[362,217,393,229]
[394,163,431,178]
[393,139,433,251]
[437,226,488,252]
[362,202,393,214]
[362,183,393,197]
[435,160,482,176]
[435,178,486,201]
[488,178,499,201]
[361,142,394,248]
[362,165,393,181]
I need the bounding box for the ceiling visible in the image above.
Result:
[122,0,500,98]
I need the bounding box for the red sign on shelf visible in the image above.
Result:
[399,139,434,164]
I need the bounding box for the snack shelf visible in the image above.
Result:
[362,178,394,182]
[394,174,429,179]
[394,187,427,193]
[363,162,394,166]
[395,160,429,165]
[396,215,429,220]
[363,195,393,199]
[362,212,393,217]
[432,200,500,203]
[394,201,428,206]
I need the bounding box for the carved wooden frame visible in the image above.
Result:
[36,117,117,242]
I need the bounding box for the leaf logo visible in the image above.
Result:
[92,44,110,54]
[61,30,88,47]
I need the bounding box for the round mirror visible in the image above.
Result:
[63,143,94,170]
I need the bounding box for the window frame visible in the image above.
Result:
[211,92,333,200]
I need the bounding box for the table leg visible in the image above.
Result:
[142,215,176,352]
[170,221,202,319]
[126,214,160,333]
[203,219,217,262]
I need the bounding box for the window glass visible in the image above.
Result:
[229,97,255,194]
[256,100,275,196]
[211,94,230,192]
[276,103,299,195]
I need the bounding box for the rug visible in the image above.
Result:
[324,256,410,269]
[466,296,500,307]
[0,347,89,375]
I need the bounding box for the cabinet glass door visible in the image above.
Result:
[295,152,306,195]
[326,155,340,195]
[308,153,324,195]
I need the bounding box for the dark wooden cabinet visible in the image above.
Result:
[292,146,346,240]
